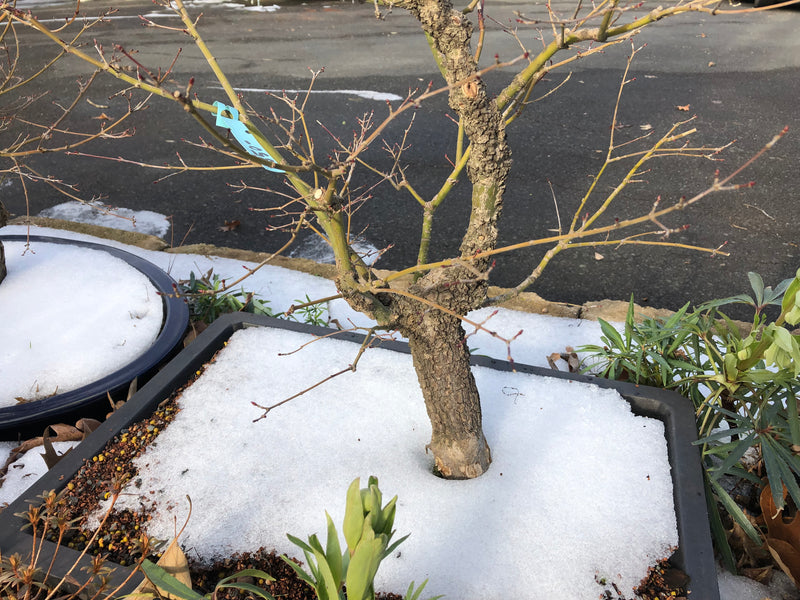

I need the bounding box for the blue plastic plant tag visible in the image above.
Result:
[213,101,284,173]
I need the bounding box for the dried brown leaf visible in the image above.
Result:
[767,539,800,586]
[740,565,774,584]
[218,219,241,232]
[183,320,208,348]
[135,500,194,599]
[41,425,78,469]
[760,484,800,584]
[15,424,83,456]
[546,348,581,373]
[135,539,193,599]
[76,418,102,435]
[728,520,772,569]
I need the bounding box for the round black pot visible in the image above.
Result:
[0,234,189,439]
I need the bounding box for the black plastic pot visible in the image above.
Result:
[0,235,189,439]
[0,313,719,599]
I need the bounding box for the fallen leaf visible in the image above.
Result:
[107,378,137,417]
[76,418,102,435]
[767,539,800,586]
[136,539,193,599]
[182,320,208,347]
[218,219,240,232]
[676,105,691,112]
[594,252,604,260]
[640,124,653,131]
[760,484,800,584]
[41,425,81,468]
[740,565,774,584]
[708,61,716,67]
[546,347,581,372]
[135,498,194,599]
[0,419,104,478]
[92,112,112,120]
[17,423,84,454]
[727,519,772,569]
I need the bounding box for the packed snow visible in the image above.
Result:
[98,326,677,599]
[39,201,171,239]
[0,240,163,405]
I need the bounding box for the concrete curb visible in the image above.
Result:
[8,216,676,323]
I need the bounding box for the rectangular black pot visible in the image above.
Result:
[0,312,719,599]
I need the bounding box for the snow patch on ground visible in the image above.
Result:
[0,442,80,507]
[289,234,381,266]
[38,201,171,239]
[224,86,404,102]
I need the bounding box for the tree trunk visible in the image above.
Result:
[405,310,491,479]
[335,0,510,480]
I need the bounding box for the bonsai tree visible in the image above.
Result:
[1,0,789,478]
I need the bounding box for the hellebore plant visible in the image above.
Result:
[581,269,800,569]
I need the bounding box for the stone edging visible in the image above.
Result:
[9,216,676,323]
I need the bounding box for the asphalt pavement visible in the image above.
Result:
[4,0,799,317]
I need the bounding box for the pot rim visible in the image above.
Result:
[0,234,189,434]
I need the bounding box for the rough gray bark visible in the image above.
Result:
[405,311,491,478]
